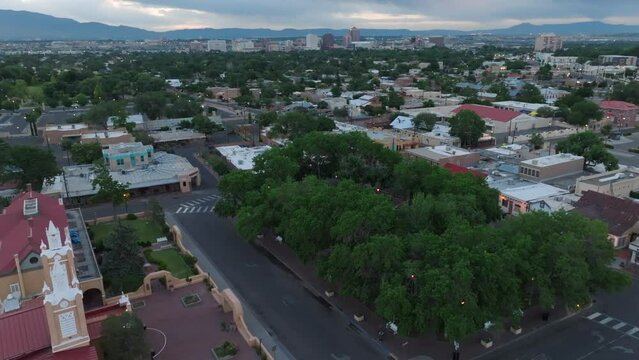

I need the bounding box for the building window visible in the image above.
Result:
[29,256,39,264]
[535,170,539,178]
[116,159,124,166]
[9,283,20,294]
[501,199,509,208]
[140,156,145,162]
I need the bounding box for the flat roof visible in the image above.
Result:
[216,145,272,170]
[581,169,639,186]
[149,130,205,143]
[406,145,471,160]
[492,180,569,202]
[520,153,583,167]
[81,130,129,139]
[493,101,557,111]
[45,123,88,131]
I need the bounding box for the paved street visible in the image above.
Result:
[477,276,639,360]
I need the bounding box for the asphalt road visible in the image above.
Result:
[477,277,639,360]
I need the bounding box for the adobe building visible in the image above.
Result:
[518,153,584,181]
[600,100,638,128]
[575,168,639,198]
[44,123,133,146]
[42,143,201,205]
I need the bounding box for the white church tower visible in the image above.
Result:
[40,221,90,353]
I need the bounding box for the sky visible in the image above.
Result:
[2,0,639,31]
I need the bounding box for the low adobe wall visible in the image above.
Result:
[105,223,274,360]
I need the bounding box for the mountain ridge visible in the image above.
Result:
[1,9,638,40]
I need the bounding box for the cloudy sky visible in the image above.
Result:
[2,0,639,31]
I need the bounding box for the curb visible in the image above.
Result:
[471,302,594,360]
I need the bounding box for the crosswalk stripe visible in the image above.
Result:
[189,207,196,213]
[587,312,602,320]
[201,207,208,212]
[209,206,215,212]
[600,317,614,325]
[628,327,639,336]
[176,207,185,213]
[195,207,201,212]
[613,322,627,330]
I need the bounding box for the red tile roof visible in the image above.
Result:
[0,190,68,274]
[443,163,488,179]
[0,299,50,360]
[600,100,639,111]
[453,104,522,123]
[573,191,639,236]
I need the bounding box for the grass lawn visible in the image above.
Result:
[145,248,195,279]
[90,219,164,248]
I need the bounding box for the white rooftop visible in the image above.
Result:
[216,145,272,170]
[429,145,471,156]
[521,153,584,168]
[46,123,88,131]
[493,101,557,112]
[150,130,206,143]
[489,179,569,202]
[390,115,414,130]
[81,130,129,139]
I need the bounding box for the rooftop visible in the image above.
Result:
[0,190,67,274]
[573,191,639,236]
[600,100,639,111]
[406,145,472,160]
[42,151,198,198]
[106,114,144,128]
[103,142,152,156]
[493,101,557,112]
[0,298,50,360]
[149,130,206,143]
[45,123,88,131]
[216,145,272,171]
[452,104,522,123]
[491,179,569,202]
[521,153,584,168]
[80,130,129,140]
[580,168,639,186]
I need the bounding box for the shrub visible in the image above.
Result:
[183,254,198,266]
[629,148,639,154]
[126,213,138,220]
[630,190,639,200]
[604,143,614,149]
[214,341,238,357]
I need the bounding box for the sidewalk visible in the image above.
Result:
[165,212,294,360]
[256,235,571,360]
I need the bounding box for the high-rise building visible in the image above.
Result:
[350,26,361,42]
[351,26,362,41]
[306,34,320,50]
[343,33,352,48]
[207,39,227,52]
[321,33,335,50]
[428,36,445,48]
[534,33,563,52]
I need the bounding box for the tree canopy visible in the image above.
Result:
[100,312,149,360]
[215,130,628,340]
[1,141,59,190]
[70,142,103,164]
[556,131,619,171]
[448,110,486,148]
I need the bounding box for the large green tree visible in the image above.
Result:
[70,142,103,164]
[7,145,59,190]
[101,222,145,293]
[448,110,487,148]
[100,312,149,360]
[91,162,130,216]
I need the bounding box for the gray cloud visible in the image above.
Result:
[1,0,639,30]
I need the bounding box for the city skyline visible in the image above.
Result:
[1,0,639,32]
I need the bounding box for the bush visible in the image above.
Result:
[126,213,138,220]
[214,341,238,357]
[630,190,639,200]
[205,154,231,175]
[604,143,614,149]
[629,148,639,154]
[183,254,197,266]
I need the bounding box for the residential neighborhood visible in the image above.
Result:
[1,4,639,360]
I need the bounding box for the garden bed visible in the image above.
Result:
[212,341,238,360]
[90,218,165,249]
[144,248,196,279]
[181,293,202,307]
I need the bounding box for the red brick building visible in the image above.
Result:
[600,100,638,128]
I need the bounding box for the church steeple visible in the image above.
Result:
[40,222,90,353]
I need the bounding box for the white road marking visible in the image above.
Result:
[189,207,196,213]
[201,207,208,212]
[613,322,627,330]
[587,312,602,320]
[176,207,185,213]
[196,207,202,212]
[209,206,215,212]
[600,317,614,325]
[627,327,639,336]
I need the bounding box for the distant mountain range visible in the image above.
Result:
[2,10,639,41]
